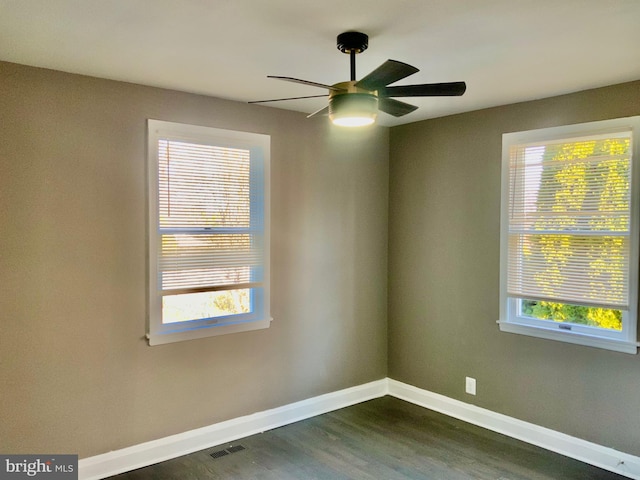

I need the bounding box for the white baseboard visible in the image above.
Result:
[79,378,640,480]
[79,379,388,480]
[387,379,640,480]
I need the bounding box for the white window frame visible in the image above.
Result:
[499,116,640,354]
[147,120,271,346]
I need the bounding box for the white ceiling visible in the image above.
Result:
[1,0,639,127]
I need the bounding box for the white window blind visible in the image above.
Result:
[506,132,631,310]
[158,139,263,295]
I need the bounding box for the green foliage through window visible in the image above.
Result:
[521,300,622,331]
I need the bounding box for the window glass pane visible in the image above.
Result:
[520,299,622,331]
[162,289,251,324]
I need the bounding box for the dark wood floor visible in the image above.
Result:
[111,396,625,479]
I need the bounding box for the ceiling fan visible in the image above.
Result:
[250,31,466,127]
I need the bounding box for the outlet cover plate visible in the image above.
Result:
[465,377,476,395]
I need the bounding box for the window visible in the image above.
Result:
[499,116,640,353]
[147,120,270,345]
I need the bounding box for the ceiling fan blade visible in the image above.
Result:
[307,105,330,118]
[382,82,467,97]
[249,94,328,104]
[268,76,345,92]
[356,60,419,90]
[378,98,418,117]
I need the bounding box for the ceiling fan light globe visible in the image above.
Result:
[329,93,378,127]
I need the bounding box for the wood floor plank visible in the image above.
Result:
[110,396,626,479]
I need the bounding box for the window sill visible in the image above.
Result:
[147,317,272,346]
[497,321,638,354]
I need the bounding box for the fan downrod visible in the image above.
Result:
[337,31,368,81]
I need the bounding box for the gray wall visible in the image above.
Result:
[0,61,389,458]
[388,80,640,456]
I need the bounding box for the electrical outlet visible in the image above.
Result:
[465,376,476,395]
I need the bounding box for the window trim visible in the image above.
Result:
[499,116,640,354]
[147,120,271,346]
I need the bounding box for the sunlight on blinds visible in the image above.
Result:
[507,134,631,309]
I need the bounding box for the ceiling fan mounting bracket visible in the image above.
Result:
[336,31,368,54]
